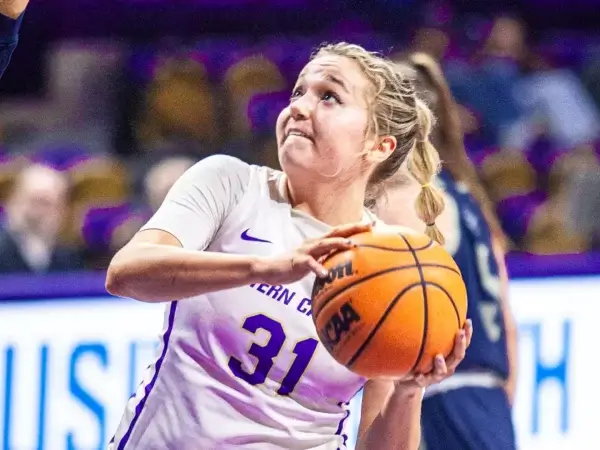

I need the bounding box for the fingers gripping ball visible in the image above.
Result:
[311,230,468,379]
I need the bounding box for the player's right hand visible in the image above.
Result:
[394,319,473,389]
[255,222,372,285]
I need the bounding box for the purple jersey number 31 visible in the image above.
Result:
[228,314,319,396]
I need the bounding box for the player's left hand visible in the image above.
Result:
[394,319,473,390]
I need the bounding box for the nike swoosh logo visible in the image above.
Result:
[241,229,272,244]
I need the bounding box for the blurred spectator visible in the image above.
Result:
[1,5,599,258]
[467,15,600,148]
[479,15,530,63]
[0,41,123,153]
[223,54,287,141]
[565,145,600,250]
[78,155,196,270]
[135,56,218,154]
[410,26,450,62]
[581,58,600,114]
[143,156,195,212]
[406,0,454,60]
[521,147,597,254]
[570,166,600,249]
[0,163,83,273]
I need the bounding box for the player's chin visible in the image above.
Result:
[279,143,317,170]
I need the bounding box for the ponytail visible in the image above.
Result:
[407,98,446,244]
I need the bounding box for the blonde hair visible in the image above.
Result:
[312,43,445,243]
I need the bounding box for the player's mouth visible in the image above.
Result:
[285,128,314,143]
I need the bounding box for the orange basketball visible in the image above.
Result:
[311,229,468,379]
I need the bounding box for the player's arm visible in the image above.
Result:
[106,155,361,302]
[106,155,263,302]
[356,322,471,450]
[354,272,471,449]
[356,380,422,450]
[493,238,518,404]
[106,229,266,302]
[0,0,28,78]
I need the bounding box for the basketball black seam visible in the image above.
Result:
[355,240,434,252]
[399,234,429,374]
[319,240,434,270]
[346,282,423,369]
[312,263,460,318]
[344,282,462,372]
[428,282,462,328]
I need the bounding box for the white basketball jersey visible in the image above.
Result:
[109,156,369,450]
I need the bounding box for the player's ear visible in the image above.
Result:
[366,136,397,164]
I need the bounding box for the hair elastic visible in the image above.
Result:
[426,222,436,227]
[421,183,432,189]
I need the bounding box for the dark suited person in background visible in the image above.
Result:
[0,164,83,273]
[1,0,29,78]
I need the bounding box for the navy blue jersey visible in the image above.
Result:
[0,12,24,78]
[438,170,509,379]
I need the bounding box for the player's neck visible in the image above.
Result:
[372,177,422,226]
[286,180,366,226]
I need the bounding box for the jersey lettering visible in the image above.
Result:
[474,243,503,343]
[475,243,501,300]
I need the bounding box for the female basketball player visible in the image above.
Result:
[372,53,517,450]
[106,43,473,450]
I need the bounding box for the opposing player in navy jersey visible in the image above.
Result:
[373,53,517,450]
[0,0,29,78]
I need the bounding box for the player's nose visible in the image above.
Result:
[290,95,313,121]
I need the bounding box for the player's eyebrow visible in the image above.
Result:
[324,74,349,94]
[295,72,350,94]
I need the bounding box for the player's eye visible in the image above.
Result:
[322,90,341,104]
[290,87,304,101]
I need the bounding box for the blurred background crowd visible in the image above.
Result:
[1,0,600,274]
